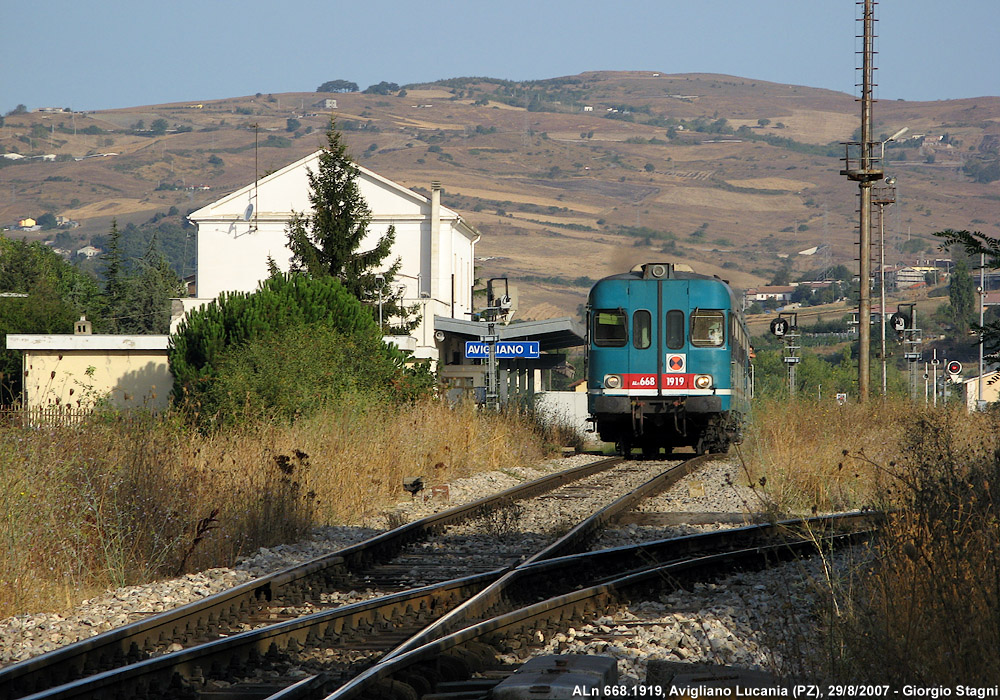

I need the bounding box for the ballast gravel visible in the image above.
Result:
[594,458,764,547]
[0,452,834,682]
[496,551,850,683]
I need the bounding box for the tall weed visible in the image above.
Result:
[745,400,1000,683]
[738,398,910,513]
[0,398,547,617]
[819,409,1000,683]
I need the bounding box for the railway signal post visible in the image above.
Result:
[771,312,800,398]
[892,303,922,400]
[931,349,941,406]
[468,277,520,410]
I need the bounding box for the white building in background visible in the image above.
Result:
[960,370,1000,412]
[186,151,480,361]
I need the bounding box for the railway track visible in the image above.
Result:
[4,455,876,700]
[320,519,872,700]
[0,455,626,700]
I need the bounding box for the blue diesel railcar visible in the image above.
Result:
[587,262,752,457]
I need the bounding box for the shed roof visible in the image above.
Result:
[6,335,170,351]
[433,316,585,351]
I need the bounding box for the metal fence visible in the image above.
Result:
[0,405,92,428]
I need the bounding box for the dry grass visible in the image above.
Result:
[0,399,549,618]
[737,398,912,513]
[743,399,1000,683]
[821,409,1000,684]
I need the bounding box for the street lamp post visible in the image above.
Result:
[375,274,385,331]
[979,253,986,410]
[873,176,897,396]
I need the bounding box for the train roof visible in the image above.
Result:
[591,262,741,307]
[595,262,729,285]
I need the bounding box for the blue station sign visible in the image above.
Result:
[465,340,541,359]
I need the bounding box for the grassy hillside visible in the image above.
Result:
[3,71,999,319]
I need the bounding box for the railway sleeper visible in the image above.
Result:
[396,671,434,697]
[366,678,420,700]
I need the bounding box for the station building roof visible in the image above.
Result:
[433,316,585,351]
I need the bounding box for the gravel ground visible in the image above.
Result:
[0,454,595,666]
[497,552,846,684]
[594,457,764,548]
[0,452,836,681]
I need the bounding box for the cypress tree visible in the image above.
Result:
[285,119,417,331]
[948,259,976,336]
[936,228,1000,359]
[101,219,126,333]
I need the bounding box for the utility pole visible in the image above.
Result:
[841,0,884,402]
[873,178,896,396]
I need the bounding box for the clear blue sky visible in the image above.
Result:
[3,0,998,115]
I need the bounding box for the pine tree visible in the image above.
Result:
[120,237,185,334]
[937,228,1000,359]
[168,272,405,415]
[101,219,126,333]
[285,119,418,331]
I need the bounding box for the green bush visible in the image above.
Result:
[169,273,422,423]
[203,323,411,423]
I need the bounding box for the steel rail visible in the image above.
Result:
[381,454,717,659]
[17,512,874,700]
[0,456,622,700]
[15,573,499,700]
[321,527,873,700]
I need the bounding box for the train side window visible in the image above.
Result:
[666,310,684,349]
[593,309,628,347]
[633,310,651,349]
[690,309,725,347]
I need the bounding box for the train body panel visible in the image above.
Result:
[586,262,752,456]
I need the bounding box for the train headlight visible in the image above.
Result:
[603,374,622,389]
[694,374,713,389]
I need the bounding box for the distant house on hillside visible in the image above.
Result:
[744,285,795,304]
[76,245,102,259]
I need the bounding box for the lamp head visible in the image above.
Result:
[887,127,909,142]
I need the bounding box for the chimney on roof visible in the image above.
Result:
[430,181,441,300]
[74,316,92,335]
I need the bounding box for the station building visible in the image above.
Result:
[183,151,480,363]
[7,153,585,414]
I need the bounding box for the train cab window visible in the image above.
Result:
[666,310,685,349]
[593,309,628,347]
[690,309,726,347]
[632,310,651,349]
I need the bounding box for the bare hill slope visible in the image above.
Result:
[2,71,998,318]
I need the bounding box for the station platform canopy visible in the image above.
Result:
[433,316,586,351]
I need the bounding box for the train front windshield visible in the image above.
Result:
[593,309,627,346]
